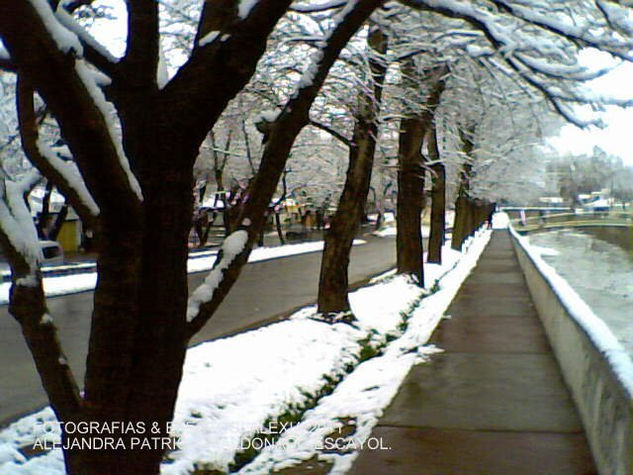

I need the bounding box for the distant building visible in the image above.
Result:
[579,189,612,212]
[538,196,565,205]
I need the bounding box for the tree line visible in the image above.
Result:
[0,0,631,472]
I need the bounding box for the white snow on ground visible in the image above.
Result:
[0,240,366,304]
[0,230,490,474]
[491,211,509,229]
[373,224,429,238]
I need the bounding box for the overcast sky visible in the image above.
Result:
[87,5,633,167]
[548,54,633,167]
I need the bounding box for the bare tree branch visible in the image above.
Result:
[186,0,386,338]
[309,118,352,147]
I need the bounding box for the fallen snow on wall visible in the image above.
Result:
[0,230,491,474]
[511,226,633,399]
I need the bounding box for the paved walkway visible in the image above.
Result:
[351,231,597,474]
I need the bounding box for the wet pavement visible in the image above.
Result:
[351,231,597,475]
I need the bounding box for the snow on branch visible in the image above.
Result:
[237,0,260,19]
[2,0,144,214]
[36,140,100,217]
[0,173,43,274]
[54,1,121,74]
[16,77,100,226]
[74,61,143,201]
[398,0,633,126]
[28,0,83,56]
[0,41,15,71]
[186,229,248,322]
[291,0,348,13]
[0,169,82,422]
[488,0,633,59]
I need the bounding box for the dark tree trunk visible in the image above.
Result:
[274,211,286,244]
[427,116,444,264]
[317,26,387,316]
[451,195,467,251]
[395,62,448,277]
[428,163,445,264]
[48,203,68,241]
[396,117,425,286]
[1,1,385,473]
[318,119,378,314]
[76,127,191,473]
[451,129,474,251]
[36,181,54,239]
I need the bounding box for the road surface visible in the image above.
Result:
[0,235,396,426]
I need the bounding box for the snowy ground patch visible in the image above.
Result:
[0,231,490,474]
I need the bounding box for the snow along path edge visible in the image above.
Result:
[239,229,492,474]
[0,232,489,474]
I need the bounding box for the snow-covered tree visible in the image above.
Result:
[0,0,385,472]
[1,1,631,472]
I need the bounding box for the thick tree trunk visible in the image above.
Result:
[396,117,425,286]
[317,26,387,316]
[396,62,448,276]
[76,121,192,472]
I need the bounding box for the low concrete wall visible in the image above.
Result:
[509,229,633,475]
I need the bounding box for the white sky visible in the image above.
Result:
[549,52,633,166]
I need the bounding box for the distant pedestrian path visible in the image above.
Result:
[352,230,596,474]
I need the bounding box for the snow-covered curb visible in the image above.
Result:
[0,239,366,304]
[0,232,490,474]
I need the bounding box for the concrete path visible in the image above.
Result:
[351,231,597,474]
[0,235,396,426]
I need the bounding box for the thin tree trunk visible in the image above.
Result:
[275,212,285,244]
[48,203,68,240]
[318,121,377,315]
[427,120,444,263]
[317,26,387,316]
[451,128,474,251]
[428,173,445,263]
[37,181,54,239]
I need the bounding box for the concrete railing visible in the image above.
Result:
[509,228,633,475]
